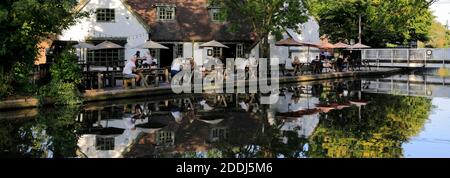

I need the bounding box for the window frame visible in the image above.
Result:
[156,5,176,21]
[87,48,125,67]
[210,8,223,22]
[95,136,115,151]
[213,47,222,58]
[174,43,184,58]
[96,8,115,22]
[236,44,245,58]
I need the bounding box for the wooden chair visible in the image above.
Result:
[123,75,136,89]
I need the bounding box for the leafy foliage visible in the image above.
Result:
[38,50,83,106]
[210,0,309,57]
[0,106,81,158]
[0,71,14,99]
[308,94,432,158]
[49,50,82,85]
[426,20,450,48]
[305,0,436,47]
[0,0,86,95]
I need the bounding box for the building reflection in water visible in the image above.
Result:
[1,71,439,158]
[74,79,369,158]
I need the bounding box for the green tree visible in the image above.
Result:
[305,0,436,47]
[426,20,450,48]
[0,0,86,95]
[38,50,83,106]
[0,106,81,158]
[210,0,309,57]
[308,94,432,158]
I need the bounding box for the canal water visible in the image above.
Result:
[1,69,449,158]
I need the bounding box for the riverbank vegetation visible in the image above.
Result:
[0,0,86,104]
[0,106,81,158]
[37,50,83,106]
[210,0,309,57]
[423,20,450,48]
[304,0,436,47]
[308,94,432,158]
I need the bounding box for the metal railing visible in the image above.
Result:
[361,48,450,68]
[361,75,450,98]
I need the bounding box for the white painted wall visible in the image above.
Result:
[250,43,260,59]
[77,117,150,158]
[59,0,149,62]
[259,17,321,69]
[193,43,203,66]
[183,43,194,58]
[77,130,140,158]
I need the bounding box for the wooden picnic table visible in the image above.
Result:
[137,67,170,87]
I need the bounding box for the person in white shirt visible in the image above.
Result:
[235,58,248,71]
[123,57,141,81]
[200,100,214,111]
[123,117,137,130]
[142,51,156,67]
[171,58,183,78]
[235,58,248,79]
[248,57,259,79]
[279,58,286,76]
[170,107,183,124]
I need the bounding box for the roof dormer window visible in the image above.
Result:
[156,4,176,21]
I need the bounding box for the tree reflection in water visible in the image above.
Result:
[309,94,432,158]
[179,81,432,158]
[0,79,433,158]
[0,107,81,158]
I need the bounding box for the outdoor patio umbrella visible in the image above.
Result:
[76,127,125,136]
[276,38,304,65]
[198,118,224,125]
[92,41,124,50]
[72,42,95,63]
[348,42,371,49]
[332,42,351,57]
[320,41,336,49]
[275,38,303,47]
[333,42,351,49]
[133,40,169,49]
[347,42,371,70]
[298,40,321,63]
[320,41,335,58]
[200,40,229,48]
[135,121,166,134]
[276,38,321,63]
[73,42,96,49]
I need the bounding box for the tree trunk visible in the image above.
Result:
[259,35,270,59]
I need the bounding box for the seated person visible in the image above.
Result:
[323,58,333,72]
[312,56,322,74]
[171,58,183,78]
[336,57,344,72]
[278,58,286,76]
[142,51,156,68]
[123,57,141,82]
[292,56,302,75]
[235,58,248,71]
[248,56,259,78]
[235,58,249,79]
[188,58,196,71]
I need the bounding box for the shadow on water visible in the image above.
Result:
[1,69,448,158]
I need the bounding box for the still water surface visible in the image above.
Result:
[0,69,449,158]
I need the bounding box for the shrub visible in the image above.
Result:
[38,50,83,106]
[11,62,37,95]
[49,51,82,85]
[38,81,82,106]
[0,72,14,99]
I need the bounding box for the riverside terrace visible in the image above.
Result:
[0,63,403,110]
